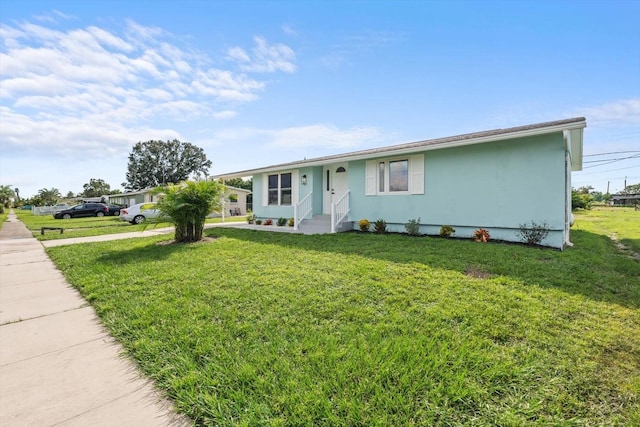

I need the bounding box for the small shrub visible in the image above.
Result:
[571,190,593,210]
[277,217,287,227]
[405,217,421,236]
[246,212,255,224]
[263,219,273,226]
[473,228,490,243]
[518,221,550,245]
[288,218,294,227]
[440,225,455,238]
[374,218,387,234]
[359,219,370,232]
[255,219,263,225]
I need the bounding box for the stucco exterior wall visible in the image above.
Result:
[250,133,568,248]
[348,134,567,248]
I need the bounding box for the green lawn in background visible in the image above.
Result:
[45,208,640,426]
[15,210,246,240]
[573,206,640,254]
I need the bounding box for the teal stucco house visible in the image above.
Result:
[216,117,586,249]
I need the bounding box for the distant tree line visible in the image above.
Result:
[571,183,639,210]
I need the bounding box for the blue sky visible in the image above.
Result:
[1,0,638,199]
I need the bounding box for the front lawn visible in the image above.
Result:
[15,210,246,240]
[46,213,640,425]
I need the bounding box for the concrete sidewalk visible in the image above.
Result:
[0,211,190,426]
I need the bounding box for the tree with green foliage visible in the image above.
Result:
[154,180,224,243]
[37,188,61,206]
[0,185,15,213]
[124,139,212,191]
[80,178,112,197]
[223,177,252,191]
[572,189,593,210]
[618,183,640,195]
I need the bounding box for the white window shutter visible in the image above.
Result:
[410,154,425,194]
[365,160,377,195]
[262,173,268,206]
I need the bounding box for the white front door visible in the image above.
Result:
[323,163,349,214]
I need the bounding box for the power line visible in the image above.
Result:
[582,154,640,169]
[584,150,640,157]
[576,164,640,175]
[583,154,640,164]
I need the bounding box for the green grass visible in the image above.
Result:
[0,210,8,230]
[573,206,640,254]
[45,213,640,426]
[15,210,246,240]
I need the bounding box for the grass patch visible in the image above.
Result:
[45,210,640,425]
[0,210,8,230]
[573,206,640,255]
[15,210,245,241]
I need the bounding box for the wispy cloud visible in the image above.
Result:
[282,24,298,36]
[0,19,296,158]
[577,98,640,126]
[270,124,383,149]
[33,9,76,24]
[214,124,385,150]
[320,30,407,69]
[227,36,296,73]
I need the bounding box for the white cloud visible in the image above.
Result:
[282,24,298,36]
[0,18,295,161]
[213,124,384,150]
[319,30,407,70]
[271,124,383,149]
[227,36,296,73]
[212,110,237,120]
[227,46,250,63]
[578,98,640,126]
[125,19,164,42]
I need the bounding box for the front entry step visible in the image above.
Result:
[297,215,353,235]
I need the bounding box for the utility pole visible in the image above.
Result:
[624,176,627,191]
[606,181,610,194]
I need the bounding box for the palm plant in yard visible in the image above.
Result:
[0,185,15,213]
[154,180,224,243]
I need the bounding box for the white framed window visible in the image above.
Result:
[265,172,293,206]
[366,154,424,195]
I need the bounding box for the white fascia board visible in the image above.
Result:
[570,128,584,171]
[215,120,587,179]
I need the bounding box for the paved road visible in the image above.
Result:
[0,211,190,426]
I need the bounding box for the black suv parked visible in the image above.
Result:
[106,204,123,216]
[53,203,110,219]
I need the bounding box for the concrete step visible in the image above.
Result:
[297,217,353,234]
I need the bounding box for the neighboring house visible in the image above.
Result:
[107,189,156,207]
[108,185,251,215]
[612,193,640,206]
[215,117,586,250]
[222,186,252,216]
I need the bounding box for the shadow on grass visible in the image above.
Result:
[621,238,640,256]
[95,238,189,265]
[207,227,640,310]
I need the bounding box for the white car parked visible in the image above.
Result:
[119,202,161,224]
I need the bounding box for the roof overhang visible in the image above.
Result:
[564,127,585,171]
[215,117,587,179]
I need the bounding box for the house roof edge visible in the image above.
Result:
[215,117,587,179]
